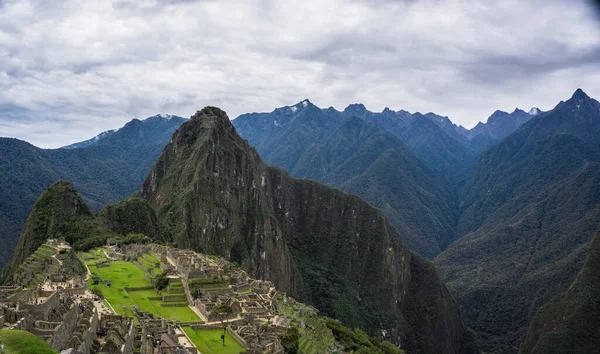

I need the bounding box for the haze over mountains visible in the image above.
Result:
[1,89,599,353]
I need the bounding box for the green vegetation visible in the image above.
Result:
[0,330,58,354]
[182,327,245,354]
[0,116,185,271]
[139,107,474,353]
[152,272,169,291]
[234,111,458,259]
[326,319,404,354]
[2,181,93,283]
[520,230,600,354]
[278,327,299,354]
[83,248,200,323]
[327,319,405,354]
[100,198,169,242]
[437,90,600,353]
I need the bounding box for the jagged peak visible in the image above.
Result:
[144,113,182,122]
[528,107,541,116]
[344,103,368,112]
[571,88,590,101]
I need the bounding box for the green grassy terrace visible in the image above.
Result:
[0,330,57,354]
[81,248,200,323]
[183,327,245,354]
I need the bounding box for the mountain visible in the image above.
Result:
[61,129,117,149]
[232,99,344,173]
[435,89,600,353]
[2,181,167,284]
[398,114,474,181]
[0,114,186,269]
[233,100,475,179]
[234,102,469,258]
[520,227,600,354]
[2,181,92,282]
[466,107,540,153]
[139,107,477,353]
[297,116,458,258]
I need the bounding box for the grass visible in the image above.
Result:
[0,330,57,354]
[183,327,245,354]
[83,249,201,323]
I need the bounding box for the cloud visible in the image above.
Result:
[0,0,600,147]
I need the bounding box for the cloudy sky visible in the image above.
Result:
[1,0,600,148]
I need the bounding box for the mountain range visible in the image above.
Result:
[232,89,600,353]
[1,89,598,353]
[0,114,185,267]
[3,108,478,353]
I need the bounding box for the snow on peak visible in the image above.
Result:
[302,99,309,107]
[528,107,541,116]
[290,106,298,112]
[157,113,173,120]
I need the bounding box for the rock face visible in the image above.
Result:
[2,181,91,282]
[520,228,600,354]
[140,107,477,353]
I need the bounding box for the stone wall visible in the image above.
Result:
[20,291,61,321]
[48,301,79,351]
[228,325,248,348]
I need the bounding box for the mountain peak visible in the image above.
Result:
[528,107,541,116]
[4,180,92,282]
[286,99,314,112]
[571,88,589,101]
[146,113,177,121]
[344,103,367,112]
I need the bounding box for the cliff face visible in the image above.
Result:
[140,107,476,353]
[2,181,91,282]
[520,228,600,354]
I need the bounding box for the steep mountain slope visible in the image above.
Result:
[2,181,92,282]
[0,115,185,269]
[234,101,474,179]
[399,114,473,181]
[436,89,600,353]
[309,117,458,258]
[467,108,539,153]
[140,107,477,353]
[2,181,166,284]
[520,227,600,354]
[234,104,464,258]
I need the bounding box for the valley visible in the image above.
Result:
[1,90,599,353]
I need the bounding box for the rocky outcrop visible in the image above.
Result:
[140,107,477,353]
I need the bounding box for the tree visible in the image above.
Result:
[153,271,169,291]
[211,304,233,345]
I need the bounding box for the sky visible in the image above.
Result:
[1,0,600,148]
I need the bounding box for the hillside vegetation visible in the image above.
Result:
[520,228,600,353]
[140,107,477,353]
[0,115,185,269]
